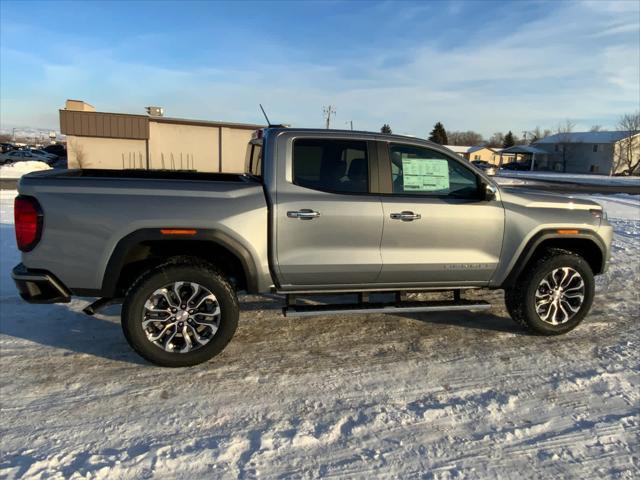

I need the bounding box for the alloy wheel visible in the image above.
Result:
[534,267,585,325]
[142,282,221,353]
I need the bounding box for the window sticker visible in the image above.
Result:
[401,158,449,191]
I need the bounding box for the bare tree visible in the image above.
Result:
[527,126,552,144]
[67,138,86,169]
[555,119,576,172]
[487,132,505,148]
[612,111,640,175]
[447,130,484,146]
[590,125,606,132]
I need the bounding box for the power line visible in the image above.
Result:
[323,105,336,129]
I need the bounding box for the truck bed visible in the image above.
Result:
[17,167,271,295]
[21,168,255,183]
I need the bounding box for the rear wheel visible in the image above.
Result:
[121,259,239,367]
[505,249,595,335]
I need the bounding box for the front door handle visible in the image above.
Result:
[390,211,421,221]
[287,209,321,220]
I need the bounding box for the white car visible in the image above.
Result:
[0,150,54,165]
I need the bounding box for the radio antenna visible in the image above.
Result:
[259,104,272,126]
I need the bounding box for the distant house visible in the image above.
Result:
[444,145,472,158]
[468,146,500,164]
[444,145,502,165]
[533,131,639,174]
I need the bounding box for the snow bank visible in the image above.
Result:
[496,171,640,186]
[0,160,51,179]
[579,194,640,221]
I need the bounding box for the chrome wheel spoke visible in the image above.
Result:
[157,288,179,308]
[164,326,178,352]
[187,324,210,345]
[194,294,217,310]
[147,322,177,342]
[548,302,559,324]
[193,318,219,333]
[556,301,570,323]
[179,325,193,353]
[142,317,171,328]
[173,282,186,303]
[186,284,201,305]
[563,291,584,300]
[561,298,581,313]
[195,305,221,318]
[564,282,584,293]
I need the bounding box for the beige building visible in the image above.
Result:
[444,145,504,164]
[467,146,501,164]
[60,100,264,172]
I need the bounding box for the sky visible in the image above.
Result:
[1,0,639,138]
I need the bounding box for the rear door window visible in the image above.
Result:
[293,139,369,194]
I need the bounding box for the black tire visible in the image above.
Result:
[504,248,595,335]
[121,258,239,367]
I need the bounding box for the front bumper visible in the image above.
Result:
[12,263,71,303]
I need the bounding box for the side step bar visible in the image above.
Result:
[83,297,123,316]
[283,299,491,318]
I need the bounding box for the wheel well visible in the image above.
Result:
[114,240,248,296]
[534,238,603,274]
[509,237,604,286]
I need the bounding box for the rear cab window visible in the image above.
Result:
[245,141,262,177]
[292,139,369,194]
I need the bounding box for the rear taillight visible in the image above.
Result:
[14,196,43,252]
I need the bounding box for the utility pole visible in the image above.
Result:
[323,105,336,129]
[345,120,353,131]
[12,128,17,142]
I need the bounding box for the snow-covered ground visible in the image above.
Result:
[0,161,51,179]
[495,171,640,187]
[0,190,638,479]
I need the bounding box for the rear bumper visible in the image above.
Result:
[12,263,71,303]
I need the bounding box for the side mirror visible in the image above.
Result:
[483,183,497,201]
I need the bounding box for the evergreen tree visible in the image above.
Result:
[380,124,392,134]
[503,130,515,148]
[428,122,448,145]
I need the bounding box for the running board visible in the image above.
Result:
[283,299,491,318]
[83,297,123,316]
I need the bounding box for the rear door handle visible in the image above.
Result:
[287,209,321,220]
[390,211,421,221]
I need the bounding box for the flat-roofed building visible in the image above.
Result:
[60,100,264,173]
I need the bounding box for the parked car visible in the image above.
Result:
[0,150,54,165]
[12,128,612,367]
[28,149,58,162]
[42,144,67,157]
[501,161,532,171]
[471,160,497,176]
[1,142,15,153]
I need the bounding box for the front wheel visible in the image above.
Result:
[505,249,595,335]
[121,259,239,367]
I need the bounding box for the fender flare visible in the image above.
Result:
[100,228,260,296]
[501,229,606,288]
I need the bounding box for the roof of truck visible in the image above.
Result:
[264,127,436,144]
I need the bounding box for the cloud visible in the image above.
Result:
[1,0,638,137]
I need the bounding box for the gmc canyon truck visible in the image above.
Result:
[12,128,612,367]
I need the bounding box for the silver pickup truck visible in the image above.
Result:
[12,128,612,367]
